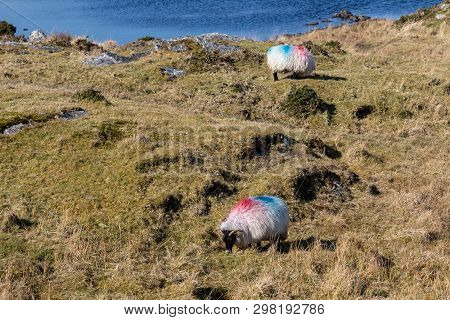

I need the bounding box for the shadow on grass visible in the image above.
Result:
[285,73,347,81]
[275,236,337,254]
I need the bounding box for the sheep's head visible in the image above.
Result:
[221,230,242,253]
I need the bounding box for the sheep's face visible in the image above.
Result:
[221,230,237,253]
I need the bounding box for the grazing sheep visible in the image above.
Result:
[219,196,289,253]
[267,44,315,81]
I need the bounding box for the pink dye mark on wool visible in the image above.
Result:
[230,197,264,217]
[294,45,307,56]
[232,198,254,212]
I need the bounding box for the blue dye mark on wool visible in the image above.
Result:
[281,44,292,54]
[253,196,279,205]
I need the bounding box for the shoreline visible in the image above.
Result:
[1,1,446,45]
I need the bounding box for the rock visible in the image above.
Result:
[169,43,187,52]
[435,14,446,20]
[172,33,242,53]
[84,52,133,66]
[55,108,87,120]
[428,78,441,86]
[196,38,240,53]
[306,22,319,26]
[194,32,243,42]
[151,39,166,52]
[28,30,46,43]
[332,10,370,22]
[333,10,354,20]
[160,67,185,80]
[2,122,33,135]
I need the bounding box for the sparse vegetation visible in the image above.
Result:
[281,86,329,118]
[71,38,100,52]
[45,32,73,47]
[0,2,449,300]
[93,121,125,147]
[74,89,110,105]
[138,36,156,42]
[0,21,16,37]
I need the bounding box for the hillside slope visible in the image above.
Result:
[0,3,449,299]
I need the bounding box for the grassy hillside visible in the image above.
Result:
[0,2,449,299]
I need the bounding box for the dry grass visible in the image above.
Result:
[0,4,449,300]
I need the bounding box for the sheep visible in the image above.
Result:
[267,44,315,81]
[219,196,289,253]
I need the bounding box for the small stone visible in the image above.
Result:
[55,108,87,120]
[428,78,441,86]
[435,14,446,20]
[169,43,187,52]
[160,67,185,80]
[28,30,46,43]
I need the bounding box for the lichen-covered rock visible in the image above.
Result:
[2,123,33,135]
[333,10,354,19]
[29,30,46,43]
[169,43,187,52]
[160,67,185,80]
[172,33,242,53]
[55,108,88,120]
[84,52,133,66]
[332,10,371,22]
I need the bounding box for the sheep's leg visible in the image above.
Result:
[272,236,283,251]
[273,72,278,81]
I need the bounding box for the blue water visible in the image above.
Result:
[0,0,442,43]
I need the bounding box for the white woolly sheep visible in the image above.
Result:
[219,196,289,253]
[267,44,315,81]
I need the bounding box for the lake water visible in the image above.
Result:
[1,0,442,43]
